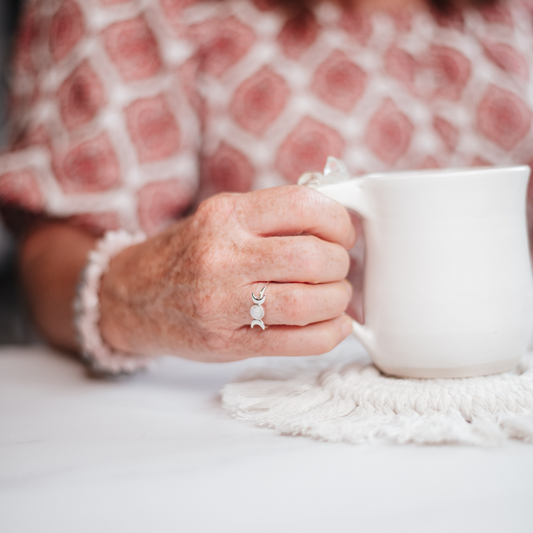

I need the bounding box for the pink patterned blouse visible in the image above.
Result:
[1,0,533,315]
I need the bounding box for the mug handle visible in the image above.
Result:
[313,181,375,353]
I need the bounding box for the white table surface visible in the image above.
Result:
[1,343,533,533]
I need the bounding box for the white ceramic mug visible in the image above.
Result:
[315,165,533,378]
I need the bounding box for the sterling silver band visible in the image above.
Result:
[250,282,270,330]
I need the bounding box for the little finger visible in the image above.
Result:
[235,314,354,357]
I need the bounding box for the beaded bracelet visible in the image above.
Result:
[74,229,152,375]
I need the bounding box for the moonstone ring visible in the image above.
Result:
[250,282,270,330]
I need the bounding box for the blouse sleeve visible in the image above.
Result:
[0,0,201,236]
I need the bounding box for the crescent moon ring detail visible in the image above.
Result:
[251,294,266,305]
[251,319,265,330]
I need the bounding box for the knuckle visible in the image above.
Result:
[295,184,334,214]
[191,206,239,279]
[289,184,312,204]
[196,193,234,223]
[284,186,312,217]
[195,196,217,221]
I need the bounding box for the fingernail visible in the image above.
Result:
[341,316,353,339]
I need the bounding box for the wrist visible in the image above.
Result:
[98,243,139,353]
[75,230,151,374]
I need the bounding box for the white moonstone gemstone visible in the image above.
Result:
[250,305,264,320]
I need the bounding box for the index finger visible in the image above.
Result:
[234,185,356,250]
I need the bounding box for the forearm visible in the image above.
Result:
[20,222,97,352]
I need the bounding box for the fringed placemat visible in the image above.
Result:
[222,339,533,446]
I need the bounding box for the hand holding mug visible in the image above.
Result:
[99,186,356,362]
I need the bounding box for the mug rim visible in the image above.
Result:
[363,165,530,181]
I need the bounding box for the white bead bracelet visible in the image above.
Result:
[74,229,151,375]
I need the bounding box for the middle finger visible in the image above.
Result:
[245,235,351,284]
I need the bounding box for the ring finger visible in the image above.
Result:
[243,280,352,327]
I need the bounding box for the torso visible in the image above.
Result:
[3,0,533,235]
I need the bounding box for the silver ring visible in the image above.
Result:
[250,282,270,330]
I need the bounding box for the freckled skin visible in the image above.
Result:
[22,185,355,362]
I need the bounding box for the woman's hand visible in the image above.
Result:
[99,185,356,362]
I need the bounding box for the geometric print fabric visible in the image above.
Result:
[1,0,533,240]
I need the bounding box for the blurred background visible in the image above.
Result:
[0,0,37,344]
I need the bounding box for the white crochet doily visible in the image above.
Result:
[222,338,533,446]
